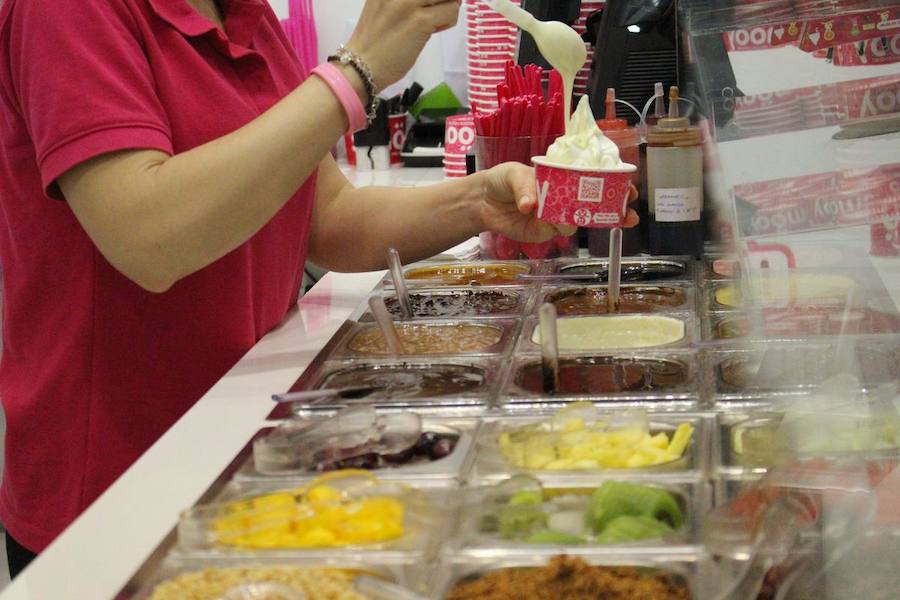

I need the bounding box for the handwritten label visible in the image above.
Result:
[656,188,701,222]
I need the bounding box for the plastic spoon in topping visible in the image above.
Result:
[271,386,383,403]
[538,302,560,393]
[607,227,623,312]
[354,576,430,600]
[488,0,586,132]
[368,296,403,354]
[387,247,413,319]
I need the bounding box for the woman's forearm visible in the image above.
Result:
[59,67,365,292]
[309,173,487,272]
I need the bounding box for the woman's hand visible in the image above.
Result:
[346,0,462,92]
[477,162,639,243]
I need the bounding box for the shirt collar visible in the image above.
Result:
[148,0,268,53]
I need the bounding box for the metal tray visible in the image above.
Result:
[515,312,700,356]
[467,412,713,486]
[382,260,544,288]
[331,318,520,360]
[430,547,706,599]
[116,554,425,599]
[267,357,505,420]
[361,286,532,321]
[449,478,710,550]
[534,283,695,316]
[703,336,900,400]
[551,256,697,284]
[499,349,703,411]
[234,416,480,488]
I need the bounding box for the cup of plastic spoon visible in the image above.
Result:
[367,296,403,354]
[538,302,560,393]
[387,247,412,319]
[607,227,623,312]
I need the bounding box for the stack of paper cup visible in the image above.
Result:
[571,1,603,95]
[465,0,521,111]
[443,114,477,178]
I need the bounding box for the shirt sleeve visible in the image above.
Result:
[7,0,173,199]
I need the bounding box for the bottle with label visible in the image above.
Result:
[647,86,704,257]
[588,88,643,257]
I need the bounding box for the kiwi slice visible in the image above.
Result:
[585,481,683,532]
[525,530,587,545]
[596,515,673,543]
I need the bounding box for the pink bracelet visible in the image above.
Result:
[311,63,368,133]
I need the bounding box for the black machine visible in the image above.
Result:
[586,0,679,123]
[516,0,737,126]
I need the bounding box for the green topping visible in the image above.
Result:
[595,515,673,543]
[525,530,587,545]
[508,490,544,506]
[586,481,683,532]
[498,504,548,539]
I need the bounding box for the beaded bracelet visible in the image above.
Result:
[327,45,378,124]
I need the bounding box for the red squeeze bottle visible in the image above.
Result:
[588,88,643,257]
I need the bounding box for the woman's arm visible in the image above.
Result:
[308,156,576,272]
[308,156,638,272]
[55,0,461,293]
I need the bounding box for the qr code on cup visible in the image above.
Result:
[578,176,605,203]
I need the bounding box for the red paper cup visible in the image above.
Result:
[388,113,407,165]
[444,115,476,157]
[533,156,637,229]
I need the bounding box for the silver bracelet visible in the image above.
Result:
[328,45,378,124]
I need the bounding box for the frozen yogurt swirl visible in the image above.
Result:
[545,96,626,169]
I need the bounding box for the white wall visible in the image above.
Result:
[269,0,289,19]
[271,0,467,101]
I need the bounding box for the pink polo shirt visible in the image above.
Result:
[0,0,317,551]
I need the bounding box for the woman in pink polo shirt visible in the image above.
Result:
[0,0,638,577]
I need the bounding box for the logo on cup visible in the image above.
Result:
[574,208,592,226]
[577,177,605,203]
[445,125,475,150]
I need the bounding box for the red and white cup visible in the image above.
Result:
[388,113,408,165]
[532,156,637,228]
[444,115,477,158]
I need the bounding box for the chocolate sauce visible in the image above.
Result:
[546,286,686,316]
[318,363,487,399]
[516,356,689,394]
[384,290,520,317]
[560,260,686,282]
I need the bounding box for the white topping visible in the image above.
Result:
[545,96,626,169]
